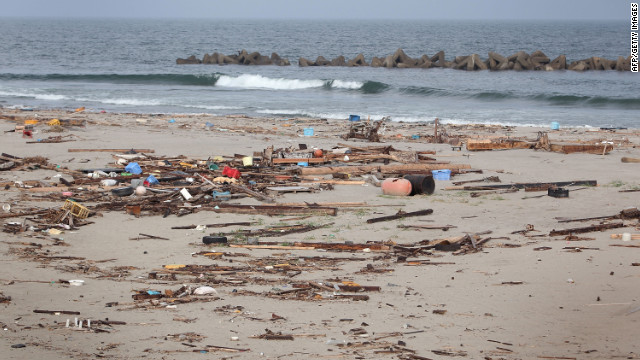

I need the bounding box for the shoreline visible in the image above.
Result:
[1,107,640,359]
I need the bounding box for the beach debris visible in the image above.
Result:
[68,148,155,153]
[343,118,385,142]
[447,179,597,192]
[366,209,433,224]
[549,222,626,236]
[467,131,614,154]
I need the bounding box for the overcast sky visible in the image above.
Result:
[1,0,629,20]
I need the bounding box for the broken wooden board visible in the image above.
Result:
[68,148,155,153]
[266,186,314,194]
[549,222,625,236]
[211,204,337,216]
[446,180,597,191]
[621,157,640,163]
[466,139,534,151]
[549,142,613,154]
[366,209,433,224]
[298,163,470,176]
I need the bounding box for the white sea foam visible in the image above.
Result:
[216,74,325,90]
[182,104,243,110]
[0,90,67,101]
[82,98,163,106]
[330,80,363,89]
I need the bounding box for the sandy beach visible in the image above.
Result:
[1,108,639,360]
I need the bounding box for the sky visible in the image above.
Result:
[1,0,629,20]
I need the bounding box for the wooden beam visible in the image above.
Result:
[68,148,155,153]
[298,163,470,176]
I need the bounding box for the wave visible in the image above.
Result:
[216,74,325,90]
[0,72,391,94]
[0,73,220,86]
[533,94,640,109]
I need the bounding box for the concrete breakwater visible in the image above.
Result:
[177,49,632,71]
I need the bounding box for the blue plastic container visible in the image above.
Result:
[431,169,451,181]
[124,162,142,175]
[349,115,361,122]
[303,128,314,136]
[297,162,309,167]
[145,174,159,185]
[550,121,560,130]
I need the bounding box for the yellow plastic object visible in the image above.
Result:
[24,119,39,125]
[74,106,85,112]
[212,176,237,184]
[47,118,61,126]
[164,264,186,270]
[179,162,196,168]
[61,199,89,219]
[341,281,361,287]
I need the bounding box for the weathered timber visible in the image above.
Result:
[555,208,640,223]
[229,242,390,251]
[452,176,501,185]
[549,143,613,154]
[621,157,640,163]
[67,148,155,153]
[298,163,470,176]
[211,204,337,216]
[34,309,81,315]
[446,180,597,191]
[549,222,625,236]
[171,222,254,230]
[227,184,274,203]
[366,209,433,224]
[466,139,534,151]
[271,158,328,165]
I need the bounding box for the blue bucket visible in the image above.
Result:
[550,122,560,130]
[349,115,360,122]
[431,169,451,181]
[303,128,314,136]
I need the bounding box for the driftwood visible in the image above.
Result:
[366,209,433,224]
[447,180,597,191]
[211,204,337,216]
[549,222,625,236]
[298,163,470,176]
[68,148,155,153]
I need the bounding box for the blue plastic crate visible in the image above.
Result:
[431,169,451,181]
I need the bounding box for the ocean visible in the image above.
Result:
[0,18,637,127]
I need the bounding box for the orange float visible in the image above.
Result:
[381,178,412,196]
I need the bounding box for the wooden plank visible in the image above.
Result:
[621,157,640,163]
[549,222,625,236]
[68,148,155,153]
[271,157,327,164]
[212,204,337,216]
[550,143,612,154]
[446,180,597,191]
[466,139,533,151]
[298,163,470,176]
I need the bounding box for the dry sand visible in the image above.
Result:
[1,109,639,360]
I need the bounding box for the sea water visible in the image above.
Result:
[0,18,637,127]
